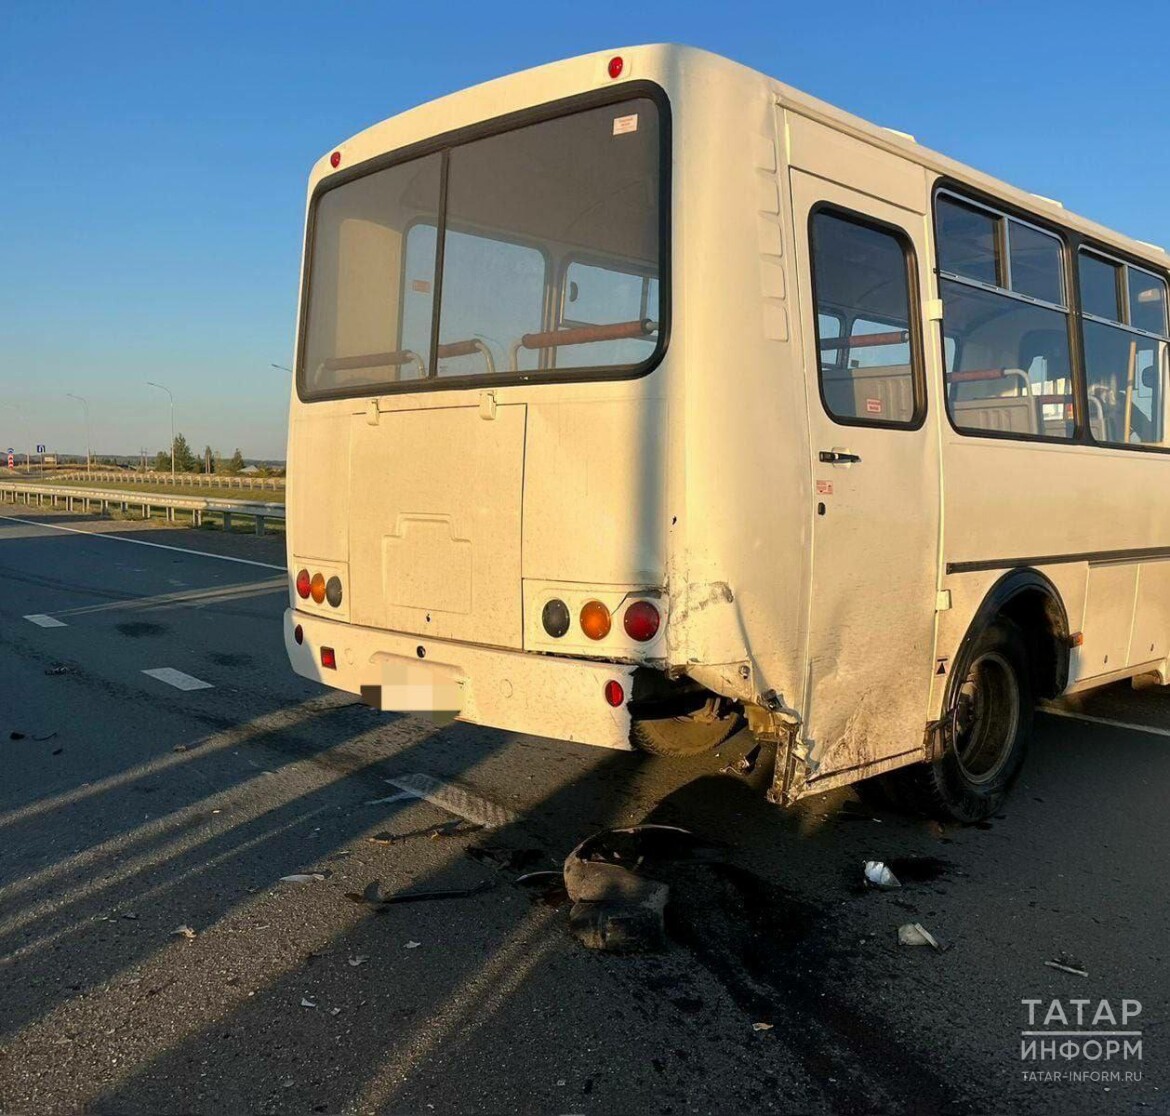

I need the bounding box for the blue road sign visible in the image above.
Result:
[36,444,46,454]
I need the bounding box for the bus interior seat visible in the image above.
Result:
[821,363,914,422]
[949,368,1038,434]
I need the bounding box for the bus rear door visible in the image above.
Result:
[788,159,942,791]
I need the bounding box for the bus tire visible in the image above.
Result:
[895,618,1032,823]
[631,712,744,758]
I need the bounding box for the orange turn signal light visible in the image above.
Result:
[310,572,326,604]
[580,600,611,641]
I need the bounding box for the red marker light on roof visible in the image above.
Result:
[608,56,624,79]
[330,151,341,168]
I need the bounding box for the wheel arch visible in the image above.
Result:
[950,569,1071,708]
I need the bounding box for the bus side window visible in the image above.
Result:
[1080,254,1170,448]
[809,210,920,426]
[936,195,1076,440]
[559,260,659,368]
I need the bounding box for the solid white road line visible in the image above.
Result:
[0,514,285,570]
[1039,704,1170,739]
[142,667,214,692]
[24,614,67,628]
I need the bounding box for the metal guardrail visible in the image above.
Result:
[0,481,285,536]
[46,470,285,491]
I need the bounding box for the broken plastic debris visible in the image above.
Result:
[404,940,421,949]
[564,825,725,953]
[330,1007,341,1016]
[348,955,369,967]
[864,861,901,890]
[752,1022,774,1032]
[280,873,327,884]
[171,925,197,941]
[897,922,940,949]
[1044,959,1089,977]
[301,998,317,1009]
[44,664,70,676]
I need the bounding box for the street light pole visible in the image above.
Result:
[146,381,175,482]
[65,393,92,474]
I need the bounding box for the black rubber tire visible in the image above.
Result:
[631,713,744,758]
[890,618,1032,823]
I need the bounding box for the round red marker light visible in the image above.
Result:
[330,150,341,168]
[607,55,624,79]
[604,680,625,707]
[294,624,304,645]
[295,569,311,599]
[623,600,660,642]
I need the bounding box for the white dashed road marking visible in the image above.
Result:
[1039,704,1170,739]
[142,667,214,692]
[24,614,68,628]
[0,514,285,570]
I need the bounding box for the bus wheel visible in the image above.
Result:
[898,618,1032,822]
[631,710,744,758]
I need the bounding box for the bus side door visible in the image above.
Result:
[789,165,942,791]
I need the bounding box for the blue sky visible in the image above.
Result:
[3,0,1168,460]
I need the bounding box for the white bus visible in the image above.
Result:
[284,45,1170,822]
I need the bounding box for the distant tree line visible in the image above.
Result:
[154,435,253,475]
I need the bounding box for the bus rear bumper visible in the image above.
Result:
[284,609,635,750]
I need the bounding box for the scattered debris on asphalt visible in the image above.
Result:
[752,1022,774,1032]
[346,878,497,907]
[404,940,421,949]
[300,998,317,1009]
[348,956,369,967]
[367,819,472,845]
[280,873,327,884]
[564,825,725,953]
[379,772,519,828]
[44,663,71,676]
[34,731,57,741]
[864,861,901,890]
[173,743,189,753]
[897,923,940,949]
[171,925,198,941]
[1045,957,1089,977]
[721,742,762,777]
[9,731,27,740]
[465,845,546,872]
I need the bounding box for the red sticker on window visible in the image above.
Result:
[865,398,883,414]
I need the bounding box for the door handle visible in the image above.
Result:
[819,450,862,464]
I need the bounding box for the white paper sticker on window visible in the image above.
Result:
[612,113,639,136]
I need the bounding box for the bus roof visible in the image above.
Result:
[313,44,1169,271]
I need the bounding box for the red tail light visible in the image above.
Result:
[608,55,624,79]
[294,624,303,645]
[623,600,660,642]
[320,646,336,670]
[295,569,311,599]
[604,680,625,707]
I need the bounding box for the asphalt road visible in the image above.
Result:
[1,508,1167,1115]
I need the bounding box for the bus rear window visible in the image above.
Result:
[299,95,665,399]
